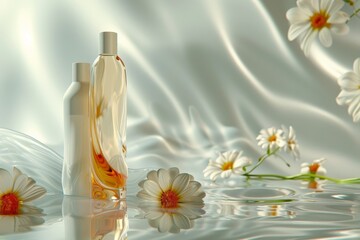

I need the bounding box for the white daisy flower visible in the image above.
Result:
[286,0,349,56]
[0,167,46,215]
[282,126,300,160]
[203,150,252,181]
[336,58,360,122]
[137,168,205,209]
[300,158,327,175]
[256,127,286,152]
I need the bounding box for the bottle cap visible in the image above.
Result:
[72,63,90,83]
[99,32,117,55]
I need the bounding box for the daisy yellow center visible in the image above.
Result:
[268,135,277,142]
[310,12,330,29]
[161,190,179,208]
[221,161,233,171]
[309,163,320,174]
[0,193,20,215]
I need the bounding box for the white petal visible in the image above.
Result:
[314,158,326,164]
[300,168,309,174]
[157,168,171,192]
[348,96,360,121]
[19,185,46,202]
[217,152,228,164]
[336,90,360,105]
[209,170,221,181]
[316,167,327,175]
[0,216,15,234]
[172,173,190,194]
[203,166,218,177]
[310,0,320,12]
[0,169,12,194]
[13,167,22,180]
[12,174,28,195]
[328,0,345,16]
[148,218,161,229]
[158,214,172,232]
[168,167,180,182]
[173,213,191,229]
[328,12,349,24]
[337,72,360,90]
[137,190,157,201]
[147,170,158,182]
[320,0,332,13]
[286,7,310,23]
[353,111,360,122]
[180,181,201,200]
[232,167,245,175]
[300,29,317,56]
[144,180,162,198]
[353,58,360,76]
[233,157,252,168]
[331,24,349,35]
[301,163,310,168]
[220,170,232,179]
[319,28,332,47]
[138,180,146,188]
[145,210,163,220]
[297,0,316,14]
[169,223,181,234]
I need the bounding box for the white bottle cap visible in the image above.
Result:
[99,31,117,55]
[72,63,90,83]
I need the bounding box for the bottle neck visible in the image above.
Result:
[99,53,116,56]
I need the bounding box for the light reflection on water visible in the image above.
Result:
[1,130,360,239]
[0,130,360,240]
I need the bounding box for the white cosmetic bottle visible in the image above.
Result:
[62,63,91,197]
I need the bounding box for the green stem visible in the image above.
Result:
[245,147,279,174]
[343,0,360,19]
[350,8,360,18]
[243,173,360,184]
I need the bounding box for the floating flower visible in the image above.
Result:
[286,0,349,56]
[137,168,205,209]
[256,127,286,151]
[300,158,327,175]
[336,58,360,122]
[282,126,300,159]
[203,150,252,181]
[0,167,46,215]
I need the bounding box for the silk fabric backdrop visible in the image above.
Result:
[1,0,360,179]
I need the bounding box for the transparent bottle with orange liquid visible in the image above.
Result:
[90,32,127,200]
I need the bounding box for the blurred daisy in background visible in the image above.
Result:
[256,127,286,151]
[286,0,349,56]
[337,58,360,122]
[300,158,327,175]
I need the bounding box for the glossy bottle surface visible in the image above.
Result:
[90,53,128,200]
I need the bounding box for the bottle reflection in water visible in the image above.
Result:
[90,31,128,200]
[62,196,128,240]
